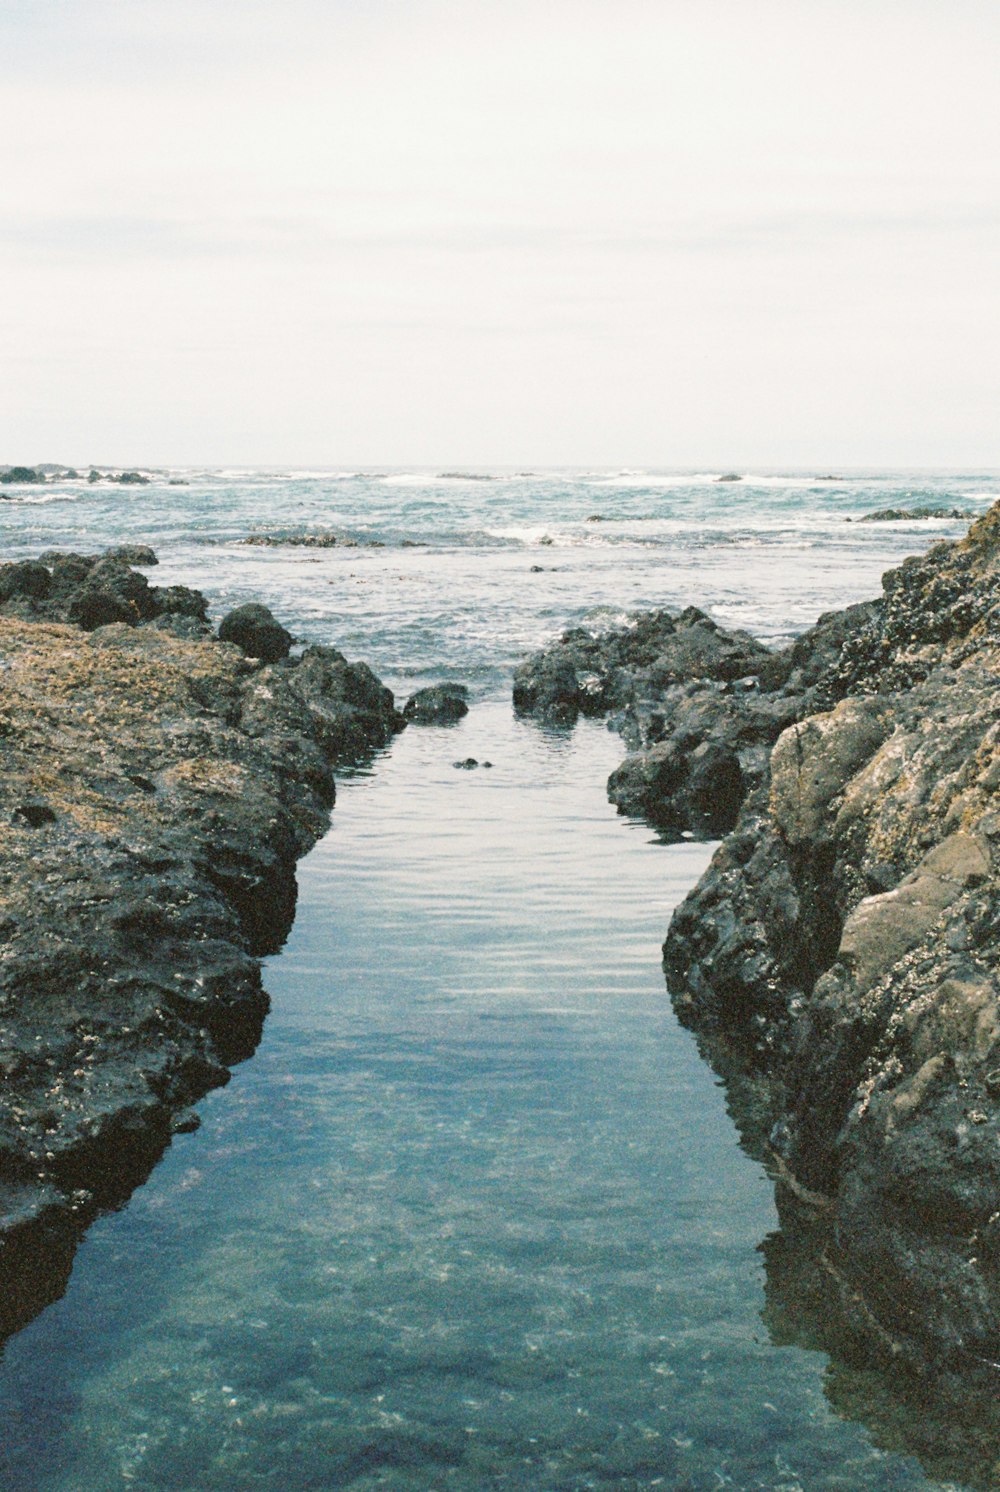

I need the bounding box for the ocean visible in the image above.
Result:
[0,469,995,1491]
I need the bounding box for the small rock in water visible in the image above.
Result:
[105,544,158,566]
[453,757,480,770]
[850,505,971,523]
[403,682,469,724]
[716,473,742,482]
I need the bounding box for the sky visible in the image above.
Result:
[1,0,998,467]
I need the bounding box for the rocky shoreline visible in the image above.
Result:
[515,505,1000,1390]
[0,549,404,1341]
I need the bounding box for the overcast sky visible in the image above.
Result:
[2,0,998,467]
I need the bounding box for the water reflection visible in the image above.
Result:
[0,706,990,1490]
[691,1026,1000,1490]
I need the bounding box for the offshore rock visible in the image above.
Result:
[664,504,1000,1373]
[852,505,971,523]
[0,550,404,1341]
[403,682,470,724]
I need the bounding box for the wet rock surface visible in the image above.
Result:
[515,505,1000,1383]
[851,505,972,522]
[513,600,877,837]
[0,548,404,1340]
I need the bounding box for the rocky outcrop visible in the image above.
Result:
[513,601,877,837]
[514,505,1000,1396]
[664,506,1000,1376]
[0,549,404,1341]
[1,550,207,634]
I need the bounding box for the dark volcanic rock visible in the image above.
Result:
[0,554,405,1342]
[217,602,294,662]
[514,607,801,836]
[239,532,358,549]
[853,506,971,523]
[664,504,1000,1374]
[513,596,884,840]
[403,682,470,724]
[0,549,207,633]
[514,505,1000,1387]
[105,544,158,566]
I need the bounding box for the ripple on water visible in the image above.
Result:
[0,705,972,1491]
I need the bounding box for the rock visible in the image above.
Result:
[0,575,404,1344]
[239,532,358,549]
[85,469,150,485]
[716,472,742,482]
[217,603,293,662]
[0,466,45,485]
[0,561,51,603]
[853,506,971,523]
[403,683,469,724]
[15,801,57,828]
[768,698,890,845]
[518,500,1000,1386]
[514,607,791,835]
[453,758,479,769]
[105,544,158,566]
[0,550,208,636]
[661,502,1000,1373]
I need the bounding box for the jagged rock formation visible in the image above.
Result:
[0,549,404,1340]
[513,601,876,837]
[666,506,1000,1375]
[514,505,1000,1384]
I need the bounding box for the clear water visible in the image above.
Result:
[0,470,995,1490]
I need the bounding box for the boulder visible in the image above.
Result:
[217,603,293,663]
[403,683,469,724]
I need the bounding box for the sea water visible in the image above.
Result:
[0,470,995,1490]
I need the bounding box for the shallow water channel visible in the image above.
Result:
[0,703,961,1490]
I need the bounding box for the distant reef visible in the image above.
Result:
[0,549,404,1341]
[849,505,972,523]
[0,465,154,487]
[515,505,1000,1393]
